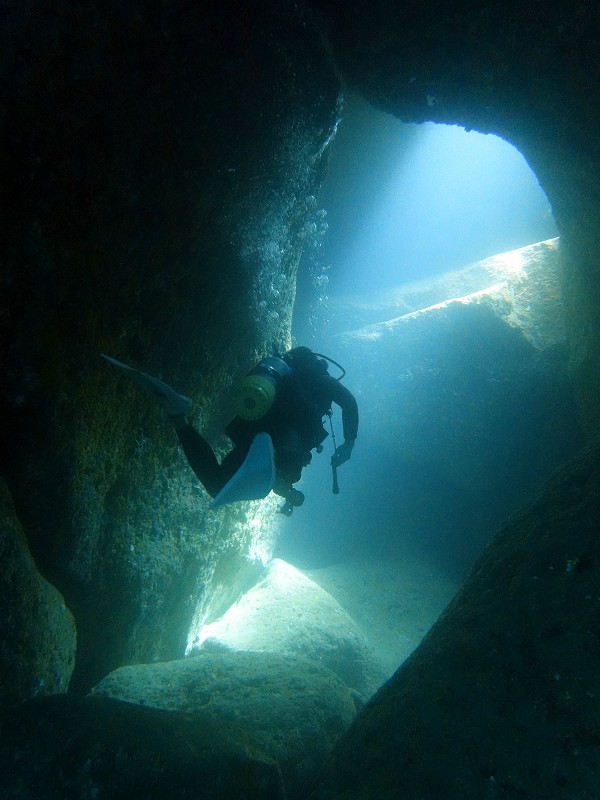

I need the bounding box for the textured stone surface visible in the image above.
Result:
[0,0,340,691]
[92,650,358,799]
[0,694,285,800]
[0,478,76,703]
[309,438,600,799]
[187,558,384,696]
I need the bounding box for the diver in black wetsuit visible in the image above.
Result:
[102,346,358,514]
[175,347,358,512]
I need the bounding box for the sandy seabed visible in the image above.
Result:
[307,557,459,679]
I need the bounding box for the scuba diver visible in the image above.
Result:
[101,346,358,515]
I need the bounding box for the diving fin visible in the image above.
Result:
[211,432,276,508]
[100,353,192,417]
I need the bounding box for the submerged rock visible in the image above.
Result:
[330,238,563,337]
[0,478,76,703]
[187,558,385,696]
[92,650,358,799]
[325,239,583,573]
[309,437,600,799]
[0,694,285,800]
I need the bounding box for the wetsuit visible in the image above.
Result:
[177,364,358,498]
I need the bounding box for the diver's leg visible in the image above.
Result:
[176,424,246,498]
[272,429,309,509]
[273,429,310,486]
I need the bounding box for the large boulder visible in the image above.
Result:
[187,558,384,697]
[0,478,76,704]
[92,651,358,799]
[320,239,584,572]
[309,437,600,799]
[0,694,285,800]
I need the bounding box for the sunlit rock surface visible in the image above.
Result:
[0,478,76,703]
[310,437,600,800]
[0,694,285,800]
[92,651,357,799]
[188,558,384,697]
[326,239,583,573]
[330,238,562,336]
[0,1,340,691]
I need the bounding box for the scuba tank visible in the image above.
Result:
[232,356,292,420]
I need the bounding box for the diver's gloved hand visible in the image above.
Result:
[331,439,355,467]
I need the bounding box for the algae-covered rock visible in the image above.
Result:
[187,558,384,696]
[92,650,358,799]
[0,0,340,692]
[309,437,600,800]
[0,694,285,800]
[0,477,76,703]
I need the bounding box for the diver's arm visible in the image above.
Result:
[329,379,358,465]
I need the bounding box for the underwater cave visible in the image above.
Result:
[2,1,600,798]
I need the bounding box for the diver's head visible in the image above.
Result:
[283,346,328,374]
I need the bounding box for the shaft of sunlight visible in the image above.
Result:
[325,117,557,295]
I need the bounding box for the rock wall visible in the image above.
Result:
[0,1,340,691]
[0,478,76,703]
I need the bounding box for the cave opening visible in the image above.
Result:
[270,93,579,678]
[294,92,559,340]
